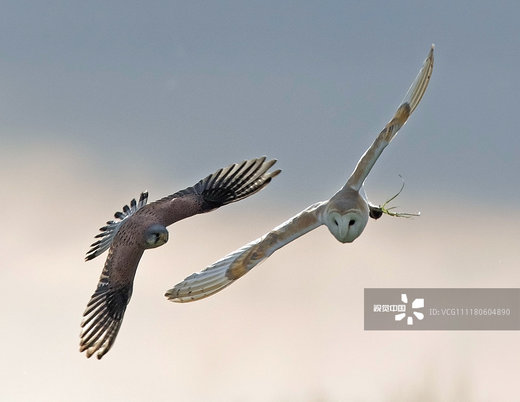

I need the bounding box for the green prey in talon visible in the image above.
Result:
[369,177,421,220]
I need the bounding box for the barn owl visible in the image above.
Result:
[80,157,280,359]
[167,45,434,303]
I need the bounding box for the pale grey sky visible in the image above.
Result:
[2,0,519,205]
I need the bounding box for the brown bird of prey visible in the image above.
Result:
[80,157,280,359]
[167,45,434,303]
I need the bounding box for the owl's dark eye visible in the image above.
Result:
[349,219,356,226]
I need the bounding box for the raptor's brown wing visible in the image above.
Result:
[80,236,143,359]
[150,156,281,227]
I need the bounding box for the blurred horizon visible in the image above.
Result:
[1,146,519,401]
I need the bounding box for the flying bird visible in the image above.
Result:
[167,45,434,303]
[80,157,281,359]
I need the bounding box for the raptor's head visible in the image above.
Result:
[323,189,369,243]
[144,224,169,249]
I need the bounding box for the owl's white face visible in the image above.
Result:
[323,189,369,243]
[325,209,368,243]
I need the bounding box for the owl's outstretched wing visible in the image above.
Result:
[166,202,325,302]
[80,238,143,359]
[346,45,434,192]
[150,156,281,227]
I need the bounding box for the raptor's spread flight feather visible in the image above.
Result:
[80,157,280,359]
[167,45,434,303]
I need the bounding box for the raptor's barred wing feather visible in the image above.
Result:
[85,192,148,261]
[165,156,281,210]
[166,202,325,302]
[80,244,143,359]
[79,285,129,359]
[152,156,281,227]
[346,45,434,192]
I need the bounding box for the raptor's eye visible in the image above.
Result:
[349,219,356,226]
[333,218,339,226]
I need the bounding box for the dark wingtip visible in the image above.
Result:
[271,168,282,178]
